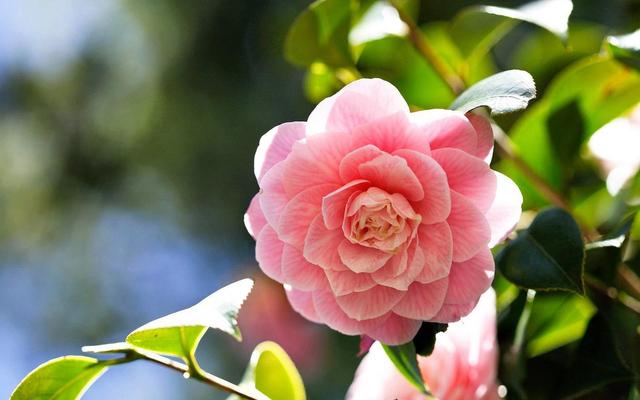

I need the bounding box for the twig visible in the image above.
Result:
[83,343,267,400]
[389,0,465,95]
[584,275,640,314]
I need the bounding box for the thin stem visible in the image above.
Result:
[512,289,536,356]
[85,345,267,400]
[389,0,465,95]
[585,274,640,315]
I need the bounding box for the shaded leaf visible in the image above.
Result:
[284,0,352,67]
[126,279,253,361]
[450,69,536,114]
[412,322,448,357]
[546,99,584,168]
[11,356,107,400]
[497,208,585,294]
[229,341,306,400]
[381,342,428,394]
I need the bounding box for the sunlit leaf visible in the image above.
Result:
[525,293,595,357]
[382,342,428,394]
[126,279,253,361]
[497,208,585,293]
[450,0,573,61]
[608,29,640,70]
[229,341,306,400]
[11,356,107,400]
[450,69,536,114]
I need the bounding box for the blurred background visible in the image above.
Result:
[1,0,639,399]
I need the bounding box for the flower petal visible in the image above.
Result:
[444,249,494,305]
[448,192,491,262]
[485,171,523,248]
[467,113,494,162]
[431,148,497,212]
[338,240,393,273]
[364,313,422,345]
[409,109,477,154]
[392,278,448,320]
[259,162,289,228]
[280,141,342,197]
[244,194,267,239]
[325,268,377,296]
[255,225,285,282]
[279,183,339,248]
[431,299,480,323]
[313,289,363,335]
[254,121,306,182]
[394,149,451,224]
[322,180,370,230]
[304,215,348,271]
[281,244,328,291]
[285,287,322,323]
[339,145,386,182]
[336,285,405,320]
[349,111,413,153]
[415,222,453,284]
[307,78,410,135]
[358,153,424,201]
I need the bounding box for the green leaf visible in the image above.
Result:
[381,342,428,395]
[546,99,585,168]
[284,0,352,67]
[11,356,108,400]
[525,293,595,357]
[450,0,573,61]
[126,278,253,361]
[229,341,306,400]
[608,29,640,70]
[497,208,585,294]
[450,69,536,114]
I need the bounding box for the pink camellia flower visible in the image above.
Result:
[347,289,499,400]
[245,78,521,344]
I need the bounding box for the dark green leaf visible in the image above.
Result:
[497,208,585,293]
[546,99,584,168]
[229,341,306,400]
[11,356,108,400]
[284,0,352,67]
[126,278,253,361]
[412,322,448,356]
[381,342,428,394]
[450,70,536,114]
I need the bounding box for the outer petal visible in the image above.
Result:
[338,240,393,273]
[281,141,342,197]
[409,110,477,154]
[349,111,413,153]
[254,121,305,182]
[415,222,453,284]
[365,313,422,345]
[307,78,410,135]
[325,269,377,296]
[358,153,424,201]
[285,287,322,323]
[392,278,448,320]
[304,215,348,271]
[431,148,497,212]
[244,194,267,239]
[485,171,523,247]
[255,226,285,282]
[313,289,363,335]
[431,298,480,323]
[448,192,491,262]
[278,184,339,248]
[466,113,494,162]
[443,249,494,305]
[322,180,370,230]
[259,162,289,229]
[394,149,451,224]
[336,285,405,321]
[281,244,328,291]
